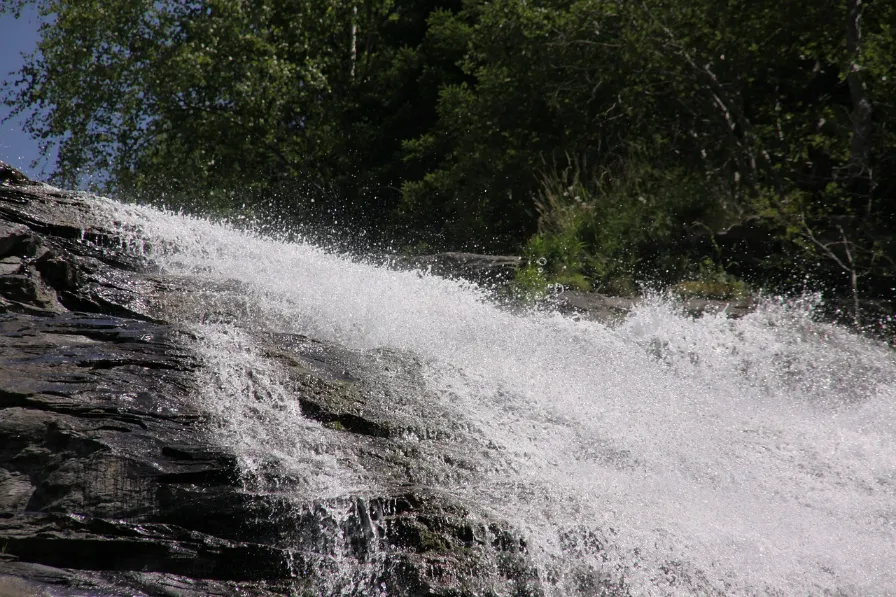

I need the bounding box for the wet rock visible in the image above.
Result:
[0,169,545,595]
[0,257,23,276]
[393,251,758,323]
[0,161,35,187]
[0,173,303,595]
[553,290,756,323]
[396,252,523,286]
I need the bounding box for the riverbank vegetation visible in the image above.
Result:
[2,0,894,329]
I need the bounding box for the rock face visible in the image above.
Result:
[551,290,755,323]
[0,163,285,595]
[0,163,542,596]
[394,253,523,287]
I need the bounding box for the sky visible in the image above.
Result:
[0,4,56,180]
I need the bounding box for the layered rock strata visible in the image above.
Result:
[0,165,543,597]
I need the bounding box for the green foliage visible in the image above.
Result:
[508,264,549,301]
[323,420,347,432]
[522,149,733,292]
[1,0,465,234]
[2,0,895,316]
[671,259,751,300]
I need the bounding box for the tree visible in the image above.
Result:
[3,0,893,319]
[1,0,465,232]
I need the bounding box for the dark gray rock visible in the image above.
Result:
[391,251,758,323]
[0,307,294,594]
[0,162,36,187]
[552,290,756,323]
[0,169,544,596]
[395,252,523,286]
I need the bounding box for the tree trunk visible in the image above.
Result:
[846,0,873,201]
[350,4,358,80]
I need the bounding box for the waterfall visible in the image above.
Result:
[101,198,896,596]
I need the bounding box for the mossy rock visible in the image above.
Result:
[671,279,750,300]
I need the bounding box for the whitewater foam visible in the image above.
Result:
[99,198,896,596]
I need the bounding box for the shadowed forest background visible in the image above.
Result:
[2,0,894,330]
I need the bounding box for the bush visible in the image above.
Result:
[520,151,742,294]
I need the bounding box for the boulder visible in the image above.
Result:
[394,252,523,286]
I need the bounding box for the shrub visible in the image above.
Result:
[520,150,741,294]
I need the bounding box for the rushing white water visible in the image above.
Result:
[100,199,896,596]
